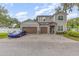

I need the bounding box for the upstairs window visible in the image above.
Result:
[58,16,63,20]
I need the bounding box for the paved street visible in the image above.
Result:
[0,34,78,56]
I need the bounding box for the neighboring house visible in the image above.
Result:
[20,11,67,34]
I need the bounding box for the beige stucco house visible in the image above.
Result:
[20,11,67,34]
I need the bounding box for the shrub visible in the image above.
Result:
[64,33,79,41]
[66,30,79,37]
[56,32,66,34]
[0,33,8,38]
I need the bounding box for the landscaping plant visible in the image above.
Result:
[0,33,8,38]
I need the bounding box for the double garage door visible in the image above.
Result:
[23,27,37,34]
[23,27,48,34]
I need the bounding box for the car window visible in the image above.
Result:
[12,31,16,33]
[11,30,22,34]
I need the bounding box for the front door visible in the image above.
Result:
[50,26,55,34]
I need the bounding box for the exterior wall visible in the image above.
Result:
[55,12,67,32]
[37,16,54,22]
[37,17,47,22]
[20,22,39,27]
[50,16,55,22]
[37,25,40,34]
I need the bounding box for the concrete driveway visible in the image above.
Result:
[0,34,78,56]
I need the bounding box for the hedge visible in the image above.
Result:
[0,33,8,38]
[56,32,66,34]
[66,30,79,37]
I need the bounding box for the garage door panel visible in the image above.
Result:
[23,27,37,34]
[40,27,47,34]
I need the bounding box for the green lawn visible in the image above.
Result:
[0,33,8,38]
[64,34,79,41]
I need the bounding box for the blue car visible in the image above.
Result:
[8,30,26,38]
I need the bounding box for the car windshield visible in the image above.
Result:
[12,30,22,34]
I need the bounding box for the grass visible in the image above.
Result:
[0,33,8,38]
[64,33,79,41]
[56,32,79,41]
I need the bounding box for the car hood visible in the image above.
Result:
[9,32,20,35]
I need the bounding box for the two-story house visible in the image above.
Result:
[20,11,67,34]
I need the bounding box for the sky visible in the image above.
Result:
[0,3,79,22]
